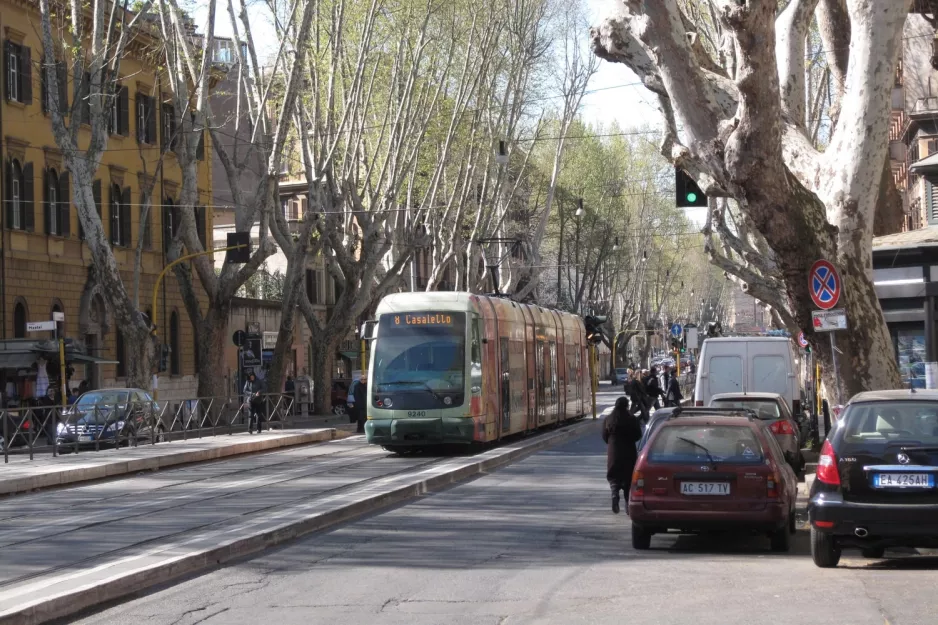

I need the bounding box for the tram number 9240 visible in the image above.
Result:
[407,410,427,417]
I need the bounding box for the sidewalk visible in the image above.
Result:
[0,424,354,496]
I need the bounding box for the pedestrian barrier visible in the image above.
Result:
[1,393,295,463]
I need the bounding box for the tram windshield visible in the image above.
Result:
[372,312,466,409]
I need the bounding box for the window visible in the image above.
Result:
[161,103,177,151]
[116,329,126,378]
[4,159,34,232]
[305,269,320,304]
[44,168,70,236]
[108,84,129,136]
[215,39,232,64]
[169,311,180,375]
[893,326,926,388]
[707,355,742,395]
[3,41,31,104]
[13,301,26,338]
[751,355,788,397]
[136,92,157,144]
[109,184,131,246]
[40,58,68,115]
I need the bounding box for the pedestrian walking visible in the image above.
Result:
[602,396,643,514]
[243,372,267,434]
[644,367,664,411]
[284,375,296,416]
[629,370,650,423]
[353,375,368,433]
[346,378,359,424]
[665,371,683,407]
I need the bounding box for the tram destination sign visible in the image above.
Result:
[394,313,456,326]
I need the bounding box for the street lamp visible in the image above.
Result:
[575,199,584,218]
[612,236,619,251]
[642,249,647,262]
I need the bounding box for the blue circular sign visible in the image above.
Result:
[670,323,683,338]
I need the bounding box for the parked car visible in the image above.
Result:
[808,390,938,567]
[709,392,805,474]
[629,410,799,552]
[56,389,163,449]
[693,337,802,415]
[331,380,350,416]
[614,368,629,384]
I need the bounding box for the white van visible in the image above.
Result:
[693,337,802,414]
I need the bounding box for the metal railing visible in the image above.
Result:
[2,393,295,463]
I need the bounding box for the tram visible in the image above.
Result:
[361,292,593,451]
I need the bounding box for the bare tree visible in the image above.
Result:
[37,0,161,389]
[592,0,909,396]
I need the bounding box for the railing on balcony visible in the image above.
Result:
[890,109,908,143]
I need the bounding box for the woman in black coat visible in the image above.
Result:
[602,396,643,514]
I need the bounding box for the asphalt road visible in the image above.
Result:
[67,398,938,625]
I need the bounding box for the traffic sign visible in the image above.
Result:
[812,308,847,332]
[670,323,683,338]
[810,259,841,310]
[798,332,808,348]
[26,321,56,332]
[232,330,246,347]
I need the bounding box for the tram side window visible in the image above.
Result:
[470,317,483,391]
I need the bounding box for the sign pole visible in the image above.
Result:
[830,332,843,406]
[590,343,597,420]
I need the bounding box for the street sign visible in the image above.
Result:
[232,330,246,347]
[798,332,809,348]
[52,311,65,322]
[810,259,841,310]
[670,323,683,338]
[263,331,278,350]
[26,321,56,332]
[812,308,847,332]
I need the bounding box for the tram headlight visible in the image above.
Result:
[443,396,452,406]
[383,398,393,408]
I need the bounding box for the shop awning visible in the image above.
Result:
[0,352,37,369]
[68,353,119,365]
[339,351,359,360]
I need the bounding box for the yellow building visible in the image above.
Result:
[0,0,211,402]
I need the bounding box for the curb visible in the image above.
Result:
[0,418,597,625]
[0,429,345,497]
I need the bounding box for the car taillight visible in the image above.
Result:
[767,472,780,498]
[817,439,840,485]
[769,420,795,435]
[632,469,644,498]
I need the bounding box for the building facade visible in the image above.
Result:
[1,0,212,403]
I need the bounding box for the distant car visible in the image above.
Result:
[808,390,938,567]
[56,389,163,449]
[709,392,804,474]
[629,410,799,552]
[614,368,629,384]
[331,380,350,416]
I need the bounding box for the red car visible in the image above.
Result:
[629,411,798,552]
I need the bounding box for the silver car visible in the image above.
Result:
[709,392,804,474]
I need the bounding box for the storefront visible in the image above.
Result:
[0,338,115,407]
[872,227,938,387]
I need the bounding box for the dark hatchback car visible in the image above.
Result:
[56,389,162,448]
[629,411,798,552]
[808,390,938,567]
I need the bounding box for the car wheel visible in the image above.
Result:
[333,404,347,417]
[770,517,792,552]
[631,524,652,550]
[810,527,841,568]
[861,547,885,559]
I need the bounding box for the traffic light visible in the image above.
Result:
[584,315,607,344]
[680,334,687,354]
[158,344,170,372]
[676,168,707,207]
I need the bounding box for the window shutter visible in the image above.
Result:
[59,172,70,236]
[109,185,119,244]
[22,162,34,231]
[147,97,157,144]
[57,61,67,113]
[80,72,91,124]
[118,86,129,135]
[20,46,31,105]
[4,160,11,228]
[163,205,171,252]
[3,42,10,101]
[43,168,52,233]
[40,56,48,113]
[135,92,142,143]
[121,186,131,246]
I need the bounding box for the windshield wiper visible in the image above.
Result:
[900,445,938,452]
[677,436,717,469]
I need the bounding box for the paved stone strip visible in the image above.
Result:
[0,428,346,496]
[0,419,596,625]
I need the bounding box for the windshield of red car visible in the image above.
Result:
[649,425,765,464]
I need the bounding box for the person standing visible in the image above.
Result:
[603,396,643,514]
[243,372,267,434]
[352,375,368,434]
[665,371,683,407]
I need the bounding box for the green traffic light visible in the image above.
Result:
[686,192,697,203]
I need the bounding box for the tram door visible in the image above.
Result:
[500,338,511,433]
[536,340,546,424]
